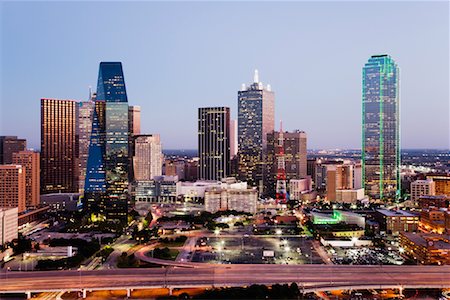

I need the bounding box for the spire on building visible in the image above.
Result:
[253,69,259,83]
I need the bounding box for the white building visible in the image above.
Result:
[0,207,18,246]
[205,188,257,214]
[133,134,162,181]
[411,179,435,205]
[176,178,247,202]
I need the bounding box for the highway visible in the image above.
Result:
[1,265,449,297]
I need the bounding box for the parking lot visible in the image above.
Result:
[192,236,324,264]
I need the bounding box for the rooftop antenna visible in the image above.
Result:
[253,69,259,83]
[88,85,92,100]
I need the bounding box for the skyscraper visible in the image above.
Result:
[84,62,129,224]
[12,150,40,208]
[133,134,162,181]
[265,130,307,197]
[0,136,26,164]
[78,95,95,193]
[362,55,400,201]
[238,70,275,190]
[40,99,78,194]
[198,107,231,181]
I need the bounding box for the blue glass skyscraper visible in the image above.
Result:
[362,55,400,201]
[84,62,129,224]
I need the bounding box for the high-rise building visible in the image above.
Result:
[128,105,141,182]
[133,134,162,181]
[12,151,40,208]
[362,55,400,201]
[40,99,78,194]
[411,179,436,206]
[198,107,231,181]
[78,96,95,193]
[265,130,307,197]
[0,136,26,164]
[128,106,141,137]
[0,165,26,212]
[84,62,129,224]
[238,70,275,190]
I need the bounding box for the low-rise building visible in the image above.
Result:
[418,195,449,209]
[133,176,178,203]
[0,207,18,246]
[40,193,80,212]
[420,208,446,234]
[335,188,366,204]
[311,210,365,228]
[205,188,257,214]
[399,232,450,265]
[375,209,419,234]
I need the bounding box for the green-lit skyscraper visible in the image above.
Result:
[362,55,400,201]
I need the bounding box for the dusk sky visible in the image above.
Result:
[0,1,448,150]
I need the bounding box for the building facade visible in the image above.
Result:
[40,99,78,194]
[0,207,18,246]
[0,136,26,164]
[12,151,40,208]
[133,134,162,181]
[198,107,231,181]
[238,70,275,190]
[84,62,129,224]
[265,130,307,198]
[411,179,436,206]
[362,55,400,201]
[78,98,95,193]
[0,165,26,212]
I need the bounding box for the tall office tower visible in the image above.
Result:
[0,165,26,212]
[133,134,162,181]
[265,130,307,197]
[0,136,26,164]
[40,99,78,194]
[230,119,238,158]
[362,55,400,201]
[12,151,40,208]
[238,70,275,190]
[78,95,95,193]
[128,105,141,182]
[84,62,129,223]
[198,107,231,181]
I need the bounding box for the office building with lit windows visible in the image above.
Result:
[133,134,162,181]
[12,150,40,208]
[362,55,400,201]
[0,165,26,212]
[198,107,230,181]
[40,99,79,194]
[238,70,274,190]
[84,62,129,224]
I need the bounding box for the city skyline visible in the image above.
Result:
[1,1,448,150]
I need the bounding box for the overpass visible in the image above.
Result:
[1,265,449,298]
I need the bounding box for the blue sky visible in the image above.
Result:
[1,1,448,150]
